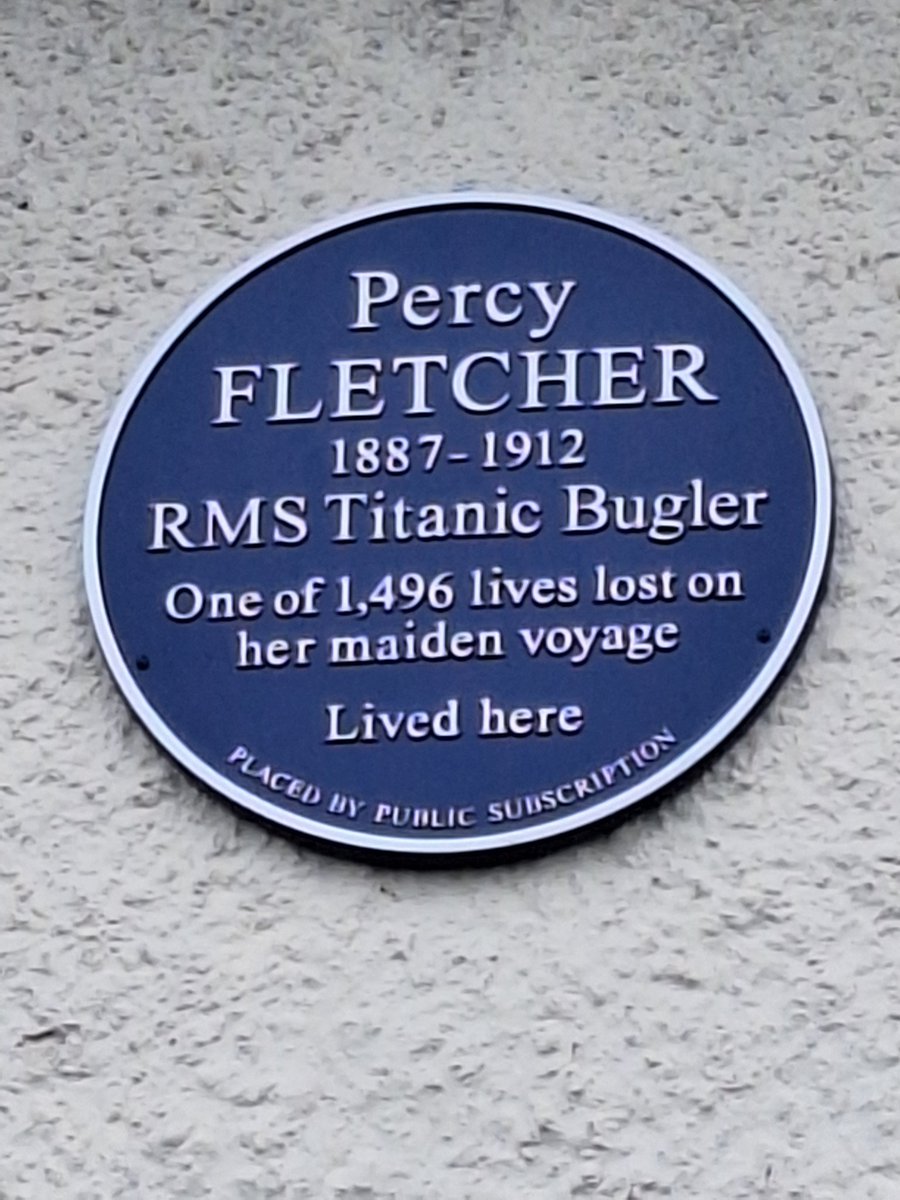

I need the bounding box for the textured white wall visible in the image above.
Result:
[2,0,899,1196]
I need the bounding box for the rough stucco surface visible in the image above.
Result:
[1,0,899,1196]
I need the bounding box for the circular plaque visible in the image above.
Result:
[84,195,832,857]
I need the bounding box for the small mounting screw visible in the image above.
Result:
[756,629,771,645]
[136,655,150,671]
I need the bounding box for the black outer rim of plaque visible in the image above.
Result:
[83,193,834,859]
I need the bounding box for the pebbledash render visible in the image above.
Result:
[4,3,894,1197]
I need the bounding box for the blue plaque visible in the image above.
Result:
[84,195,832,858]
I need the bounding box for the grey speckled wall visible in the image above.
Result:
[2,1,899,1196]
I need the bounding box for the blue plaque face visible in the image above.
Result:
[84,195,832,858]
